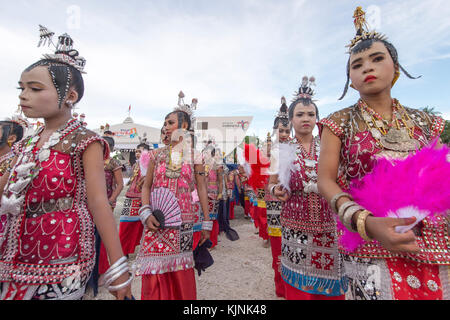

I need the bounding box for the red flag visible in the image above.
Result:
[129,105,131,112]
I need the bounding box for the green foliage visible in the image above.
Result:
[421,106,442,116]
[441,120,450,145]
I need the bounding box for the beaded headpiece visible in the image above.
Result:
[293,76,316,101]
[346,7,388,53]
[138,132,152,149]
[38,25,86,73]
[338,7,420,100]
[174,91,198,130]
[276,97,289,120]
[272,96,290,133]
[30,25,87,108]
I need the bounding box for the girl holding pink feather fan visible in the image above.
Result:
[317,7,449,300]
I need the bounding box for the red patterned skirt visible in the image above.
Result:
[343,255,449,300]
[141,269,196,300]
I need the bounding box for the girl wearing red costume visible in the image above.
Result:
[0,26,132,300]
[270,77,346,300]
[318,7,448,300]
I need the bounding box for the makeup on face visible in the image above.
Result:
[349,42,395,92]
[278,125,291,142]
[18,66,60,119]
[291,103,316,135]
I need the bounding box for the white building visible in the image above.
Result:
[194,116,253,161]
[94,116,161,165]
[93,115,253,165]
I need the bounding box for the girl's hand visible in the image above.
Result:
[145,214,160,232]
[274,185,289,202]
[110,273,133,300]
[199,230,211,246]
[365,216,420,254]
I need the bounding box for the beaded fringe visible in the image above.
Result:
[281,265,347,296]
[133,252,194,276]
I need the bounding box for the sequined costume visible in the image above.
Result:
[318,99,448,300]
[280,137,347,298]
[255,187,269,241]
[118,162,144,256]
[134,147,199,300]
[0,119,108,300]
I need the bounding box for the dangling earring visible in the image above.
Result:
[16,104,23,116]
[66,101,74,108]
[392,69,400,87]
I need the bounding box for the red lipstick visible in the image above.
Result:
[364,75,377,83]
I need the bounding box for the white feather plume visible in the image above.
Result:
[267,143,297,192]
[391,206,429,234]
[236,147,252,176]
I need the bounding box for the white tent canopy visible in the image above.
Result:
[94,116,161,151]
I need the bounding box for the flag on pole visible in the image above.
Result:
[128,105,131,116]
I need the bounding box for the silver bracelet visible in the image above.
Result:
[139,208,152,226]
[105,256,127,275]
[337,201,358,222]
[99,256,128,287]
[138,205,151,215]
[108,273,134,292]
[105,264,130,287]
[202,220,213,231]
[269,184,278,197]
[342,204,363,232]
[330,192,354,213]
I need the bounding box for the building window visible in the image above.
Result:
[197,122,208,130]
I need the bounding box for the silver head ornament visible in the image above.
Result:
[37,25,86,73]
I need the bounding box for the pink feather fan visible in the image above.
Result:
[340,141,450,252]
[139,150,151,176]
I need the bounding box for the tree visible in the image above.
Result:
[420,106,449,145]
[421,106,442,116]
[441,120,450,145]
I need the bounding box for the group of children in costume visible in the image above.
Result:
[0,6,448,300]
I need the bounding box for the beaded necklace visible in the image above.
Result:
[165,144,184,179]
[0,119,81,217]
[359,99,419,153]
[292,136,320,194]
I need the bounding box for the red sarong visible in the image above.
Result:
[209,220,219,248]
[229,201,235,220]
[256,207,269,240]
[141,269,197,300]
[244,199,251,216]
[269,236,285,298]
[119,221,144,256]
[386,257,443,300]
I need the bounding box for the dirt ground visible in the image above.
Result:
[84,190,283,300]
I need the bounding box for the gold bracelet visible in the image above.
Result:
[357,210,373,241]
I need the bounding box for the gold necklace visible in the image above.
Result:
[165,144,183,179]
[359,99,419,155]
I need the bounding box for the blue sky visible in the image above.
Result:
[1,0,449,139]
